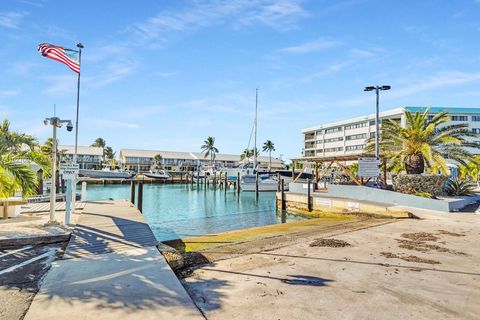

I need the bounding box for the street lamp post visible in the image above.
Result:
[44,117,73,223]
[363,85,391,160]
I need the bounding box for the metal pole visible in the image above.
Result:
[74,43,83,160]
[49,120,57,223]
[254,88,258,171]
[65,179,71,224]
[375,87,380,160]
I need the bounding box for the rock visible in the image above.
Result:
[157,243,185,270]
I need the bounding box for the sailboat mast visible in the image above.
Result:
[254,88,258,171]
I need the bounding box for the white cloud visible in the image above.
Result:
[89,119,139,129]
[0,89,20,97]
[88,59,137,88]
[0,11,26,29]
[154,71,178,77]
[342,70,480,107]
[130,0,308,42]
[280,38,342,54]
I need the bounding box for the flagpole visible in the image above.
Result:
[74,43,83,162]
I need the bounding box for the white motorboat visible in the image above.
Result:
[143,169,171,179]
[79,168,135,179]
[240,174,278,192]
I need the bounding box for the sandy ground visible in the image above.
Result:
[183,210,480,320]
[0,209,81,241]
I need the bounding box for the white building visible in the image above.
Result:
[119,148,284,172]
[59,145,103,169]
[301,106,480,159]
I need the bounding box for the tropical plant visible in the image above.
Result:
[0,120,50,197]
[262,140,275,170]
[201,136,219,165]
[459,156,480,184]
[104,146,115,160]
[41,138,67,168]
[366,108,479,174]
[240,148,259,161]
[91,137,107,161]
[444,179,476,196]
[153,154,163,168]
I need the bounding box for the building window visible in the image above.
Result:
[345,145,365,151]
[345,133,367,141]
[345,122,367,130]
[472,116,480,121]
[451,115,468,121]
[369,120,375,126]
[324,147,343,152]
[472,128,480,134]
[323,137,343,143]
[324,127,342,134]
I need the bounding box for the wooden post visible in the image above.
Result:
[307,178,312,212]
[224,172,227,194]
[383,158,387,188]
[291,162,295,181]
[255,171,259,197]
[130,180,135,205]
[2,200,8,220]
[281,179,286,210]
[277,173,281,192]
[237,172,241,192]
[137,181,143,213]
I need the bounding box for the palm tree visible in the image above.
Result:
[104,146,115,160]
[91,137,106,161]
[366,108,478,174]
[153,154,162,168]
[240,148,259,161]
[262,140,275,170]
[0,120,50,197]
[201,136,219,166]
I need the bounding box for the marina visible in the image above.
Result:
[82,183,307,241]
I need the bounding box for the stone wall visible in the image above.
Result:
[393,174,448,197]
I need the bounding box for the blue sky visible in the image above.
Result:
[1,0,480,160]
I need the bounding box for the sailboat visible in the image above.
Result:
[240,89,278,192]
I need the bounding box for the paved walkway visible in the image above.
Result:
[21,201,86,214]
[25,200,204,320]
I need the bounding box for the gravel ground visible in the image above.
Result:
[0,242,67,320]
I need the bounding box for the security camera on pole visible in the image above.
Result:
[44,117,73,223]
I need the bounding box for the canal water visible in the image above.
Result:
[83,184,306,241]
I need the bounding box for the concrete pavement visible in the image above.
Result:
[184,210,480,320]
[24,200,204,320]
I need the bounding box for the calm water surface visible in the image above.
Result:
[83,184,305,241]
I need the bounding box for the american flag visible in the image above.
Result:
[38,43,80,74]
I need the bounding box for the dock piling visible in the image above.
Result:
[237,172,241,193]
[130,180,136,205]
[137,181,143,213]
[255,172,259,198]
[281,178,286,210]
[307,178,312,212]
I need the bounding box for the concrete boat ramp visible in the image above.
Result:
[25,200,204,320]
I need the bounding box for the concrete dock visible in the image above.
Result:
[25,200,203,320]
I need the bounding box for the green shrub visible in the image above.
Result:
[444,179,476,196]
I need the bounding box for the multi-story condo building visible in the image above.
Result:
[59,145,104,169]
[301,107,480,158]
[119,149,284,172]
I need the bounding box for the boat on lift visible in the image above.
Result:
[143,168,171,179]
[79,164,135,179]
